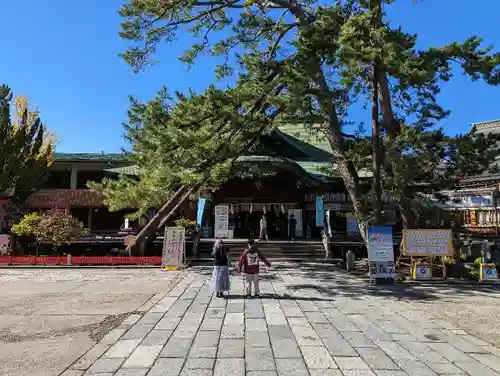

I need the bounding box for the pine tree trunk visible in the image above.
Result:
[158,188,194,229]
[140,187,196,255]
[377,71,417,228]
[128,185,188,256]
[371,66,382,226]
[366,0,417,229]
[371,0,383,227]
[357,220,368,243]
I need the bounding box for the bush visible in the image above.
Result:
[11,212,41,237]
[175,218,197,228]
[12,209,89,248]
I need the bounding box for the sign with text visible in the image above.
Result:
[162,227,185,268]
[479,264,499,282]
[434,193,495,208]
[402,229,453,257]
[412,263,432,280]
[367,226,394,262]
[214,205,229,238]
[367,226,395,280]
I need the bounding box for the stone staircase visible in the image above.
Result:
[188,239,335,265]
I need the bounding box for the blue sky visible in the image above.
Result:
[1,0,499,153]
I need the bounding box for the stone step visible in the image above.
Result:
[187,257,340,266]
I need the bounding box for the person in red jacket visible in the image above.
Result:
[237,238,271,298]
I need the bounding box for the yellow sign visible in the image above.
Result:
[163,265,181,271]
[402,229,453,257]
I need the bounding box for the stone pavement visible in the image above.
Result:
[61,264,500,376]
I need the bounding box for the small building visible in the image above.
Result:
[25,153,135,233]
[432,120,500,234]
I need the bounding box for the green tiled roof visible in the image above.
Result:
[104,165,139,175]
[54,153,128,162]
[277,124,333,160]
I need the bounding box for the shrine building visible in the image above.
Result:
[106,124,398,240]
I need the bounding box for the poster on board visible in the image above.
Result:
[402,229,453,257]
[214,205,229,238]
[162,227,185,268]
[367,226,395,279]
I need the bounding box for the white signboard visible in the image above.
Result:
[403,229,453,256]
[162,227,185,268]
[214,205,229,238]
[367,227,394,262]
[480,264,499,282]
[413,263,432,280]
[434,193,495,208]
[324,203,341,211]
[367,226,395,280]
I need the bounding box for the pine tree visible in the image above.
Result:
[90,82,284,252]
[0,85,55,203]
[116,0,500,242]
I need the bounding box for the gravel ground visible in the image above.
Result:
[400,283,500,347]
[0,269,181,376]
[1,266,500,375]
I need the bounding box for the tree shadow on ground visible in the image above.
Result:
[269,262,500,301]
[225,293,334,302]
[192,263,500,302]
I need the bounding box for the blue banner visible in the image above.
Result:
[315,195,324,227]
[197,198,207,226]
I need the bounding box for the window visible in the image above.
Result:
[44,171,71,189]
[77,171,106,189]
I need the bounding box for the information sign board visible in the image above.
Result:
[403,229,453,257]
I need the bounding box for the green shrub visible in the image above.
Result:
[11,212,41,237]
[175,218,197,228]
[12,210,89,248]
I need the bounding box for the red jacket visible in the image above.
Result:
[237,247,271,274]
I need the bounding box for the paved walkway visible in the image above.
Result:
[62,264,500,376]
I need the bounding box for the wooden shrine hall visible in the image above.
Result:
[107,124,389,241]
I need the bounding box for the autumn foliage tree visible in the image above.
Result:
[0,85,55,203]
